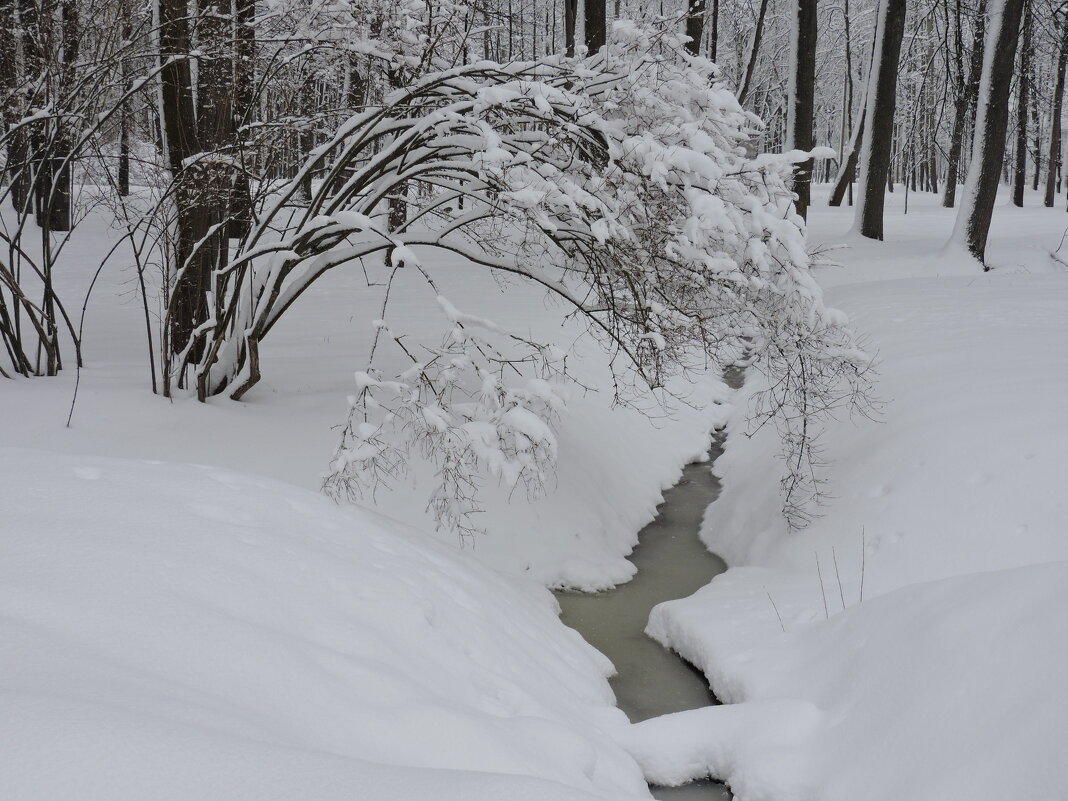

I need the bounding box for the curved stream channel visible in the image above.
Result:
[554,443,732,800]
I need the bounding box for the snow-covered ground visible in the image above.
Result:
[0,201,724,799]
[635,187,1068,800]
[4,184,1067,801]
[0,449,649,801]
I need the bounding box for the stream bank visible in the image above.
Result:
[554,444,732,801]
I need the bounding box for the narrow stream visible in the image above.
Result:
[554,442,732,801]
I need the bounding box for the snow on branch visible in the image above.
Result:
[181,22,870,533]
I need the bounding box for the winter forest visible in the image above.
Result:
[2,0,1067,797]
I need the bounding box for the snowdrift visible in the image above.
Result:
[0,448,649,801]
[634,202,1068,801]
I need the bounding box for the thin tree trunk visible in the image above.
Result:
[830,107,864,206]
[853,0,907,239]
[1045,12,1068,207]
[736,0,769,105]
[1012,0,1031,206]
[944,0,986,208]
[709,0,718,62]
[565,0,577,56]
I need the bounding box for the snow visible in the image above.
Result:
[0,195,726,798]
[0,448,648,801]
[631,186,1068,800]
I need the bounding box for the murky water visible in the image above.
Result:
[555,448,732,801]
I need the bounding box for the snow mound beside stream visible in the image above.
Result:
[0,448,647,801]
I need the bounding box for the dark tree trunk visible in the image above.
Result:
[789,0,818,220]
[10,0,42,214]
[585,0,606,53]
[953,0,1027,265]
[0,0,16,184]
[709,0,718,61]
[565,0,577,56]
[159,0,207,370]
[830,107,864,206]
[1045,12,1068,207]
[1012,0,1031,207]
[685,0,706,58]
[736,0,769,105]
[855,0,908,239]
[228,0,255,238]
[37,0,79,232]
[944,0,985,208]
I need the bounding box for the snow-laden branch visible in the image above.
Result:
[176,22,870,532]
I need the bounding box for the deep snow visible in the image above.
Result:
[633,187,1068,800]
[0,448,650,801]
[4,184,1068,801]
[0,199,726,800]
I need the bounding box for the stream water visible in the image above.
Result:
[554,446,732,800]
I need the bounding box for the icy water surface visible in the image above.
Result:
[554,449,732,801]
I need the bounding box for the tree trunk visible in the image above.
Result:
[709,0,719,61]
[685,0,706,58]
[944,0,985,208]
[830,107,864,206]
[1012,0,1031,207]
[0,0,16,185]
[951,0,1027,265]
[10,0,42,214]
[788,0,818,220]
[159,0,208,371]
[565,0,577,56]
[37,0,79,232]
[736,0,769,105]
[853,0,907,239]
[1045,12,1068,207]
[585,0,606,53]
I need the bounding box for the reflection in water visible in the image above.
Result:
[555,448,732,801]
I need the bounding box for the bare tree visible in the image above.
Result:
[853,0,907,239]
[1045,7,1068,207]
[788,0,818,219]
[951,0,1028,265]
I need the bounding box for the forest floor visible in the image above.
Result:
[2,184,1067,800]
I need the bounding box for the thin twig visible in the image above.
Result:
[816,551,829,619]
[832,545,846,611]
[765,588,786,633]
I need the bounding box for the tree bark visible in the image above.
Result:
[585,0,606,53]
[952,0,1028,265]
[565,0,577,56]
[1045,11,1068,207]
[736,0,769,105]
[830,107,864,206]
[944,0,985,208]
[853,0,907,239]
[788,0,818,220]
[685,0,706,58]
[1012,0,1031,207]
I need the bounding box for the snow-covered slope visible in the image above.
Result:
[0,208,726,590]
[0,448,647,801]
[629,188,1068,800]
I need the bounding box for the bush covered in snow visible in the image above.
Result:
[178,24,867,534]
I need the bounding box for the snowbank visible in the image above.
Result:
[628,191,1068,800]
[0,448,648,801]
[0,209,727,590]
